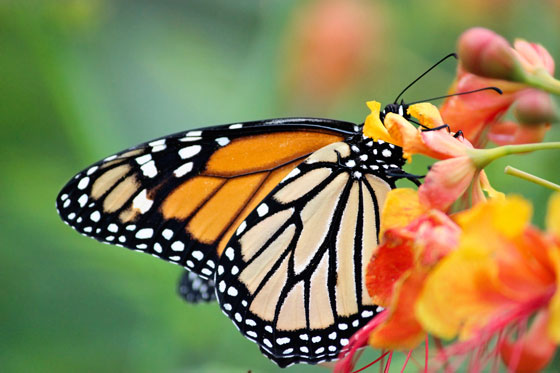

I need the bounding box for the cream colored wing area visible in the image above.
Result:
[308,253,334,329]
[249,254,290,322]
[292,173,349,274]
[334,181,360,317]
[239,208,295,262]
[239,223,297,294]
[276,282,306,330]
[273,167,332,204]
[361,174,391,305]
[304,142,350,163]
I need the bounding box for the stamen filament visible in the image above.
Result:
[504,166,560,191]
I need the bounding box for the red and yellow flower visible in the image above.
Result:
[441,27,558,146]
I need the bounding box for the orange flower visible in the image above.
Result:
[441,27,558,146]
[415,194,560,371]
[365,189,461,349]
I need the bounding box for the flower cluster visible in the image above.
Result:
[336,27,560,373]
[441,27,559,147]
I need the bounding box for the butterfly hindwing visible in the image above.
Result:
[56,118,356,279]
[215,137,406,367]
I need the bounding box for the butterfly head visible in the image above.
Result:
[379,101,410,124]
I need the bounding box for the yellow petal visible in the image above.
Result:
[415,244,503,340]
[407,103,444,129]
[363,101,395,144]
[547,247,560,342]
[479,170,505,201]
[379,188,427,238]
[455,195,532,239]
[546,192,560,237]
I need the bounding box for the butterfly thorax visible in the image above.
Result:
[342,134,406,183]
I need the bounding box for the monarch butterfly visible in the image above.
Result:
[56,54,475,367]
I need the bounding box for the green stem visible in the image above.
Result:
[524,68,560,96]
[504,166,560,191]
[469,142,560,168]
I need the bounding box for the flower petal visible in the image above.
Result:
[379,188,427,237]
[418,157,476,211]
[363,101,395,144]
[369,269,428,349]
[455,195,532,239]
[366,229,415,307]
[407,102,445,129]
[546,192,560,238]
[415,244,509,340]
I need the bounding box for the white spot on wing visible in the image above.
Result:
[191,250,204,260]
[174,162,193,177]
[256,204,268,217]
[382,149,392,158]
[186,130,202,137]
[229,123,243,129]
[162,229,173,240]
[179,136,201,142]
[224,247,234,260]
[77,177,90,190]
[108,223,118,233]
[135,154,152,165]
[86,166,98,175]
[135,228,153,239]
[215,137,230,146]
[78,194,88,207]
[361,310,374,318]
[171,241,185,252]
[90,211,101,222]
[179,145,201,159]
[132,189,154,213]
[236,221,247,236]
[140,160,157,178]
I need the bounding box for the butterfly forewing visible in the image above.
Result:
[215,137,405,367]
[56,118,356,279]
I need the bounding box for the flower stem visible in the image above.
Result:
[525,68,560,96]
[469,141,560,168]
[504,166,560,191]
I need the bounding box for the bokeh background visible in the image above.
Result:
[2,0,560,372]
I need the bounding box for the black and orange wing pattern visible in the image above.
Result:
[215,137,406,367]
[56,118,356,280]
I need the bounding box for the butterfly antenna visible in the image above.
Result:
[407,86,503,105]
[393,53,457,104]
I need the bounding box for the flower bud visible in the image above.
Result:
[458,27,523,81]
[514,89,559,124]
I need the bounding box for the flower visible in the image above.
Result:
[441,27,558,146]
[365,189,461,349]
[415,194,560,370]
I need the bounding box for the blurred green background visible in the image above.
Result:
[2,0,560,372]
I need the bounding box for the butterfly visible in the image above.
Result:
[56,54,469,367]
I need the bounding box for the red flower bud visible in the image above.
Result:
[514,89,559,124]
[458,27,521,81]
